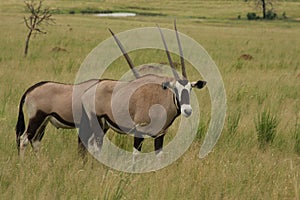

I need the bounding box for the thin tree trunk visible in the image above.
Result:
[24,30,32,57]
[261,0,266,19]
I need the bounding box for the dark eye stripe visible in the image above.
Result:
[180,89,189,105]
[174,88,179,99]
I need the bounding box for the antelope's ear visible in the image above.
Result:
[162,81,170,90]
[191,80,207,89]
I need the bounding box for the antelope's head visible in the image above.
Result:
[162,78,206,117]
[109,21,207,117]
[159,21,207,117]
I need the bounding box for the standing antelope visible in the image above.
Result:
[78,22,207,161]
[15,30,142,159]
[15,79,102,158]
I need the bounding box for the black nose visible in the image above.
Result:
[184,109,192,116]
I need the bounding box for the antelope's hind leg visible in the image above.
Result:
[20,111,48,159]
[31,121,48,156]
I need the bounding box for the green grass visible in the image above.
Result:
[1,0,300,199]
[255,109,279,150]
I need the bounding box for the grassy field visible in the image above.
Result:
[1,0,300,199]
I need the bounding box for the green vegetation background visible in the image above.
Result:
[0,0,299,199]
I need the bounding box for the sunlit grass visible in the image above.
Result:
[0,0,300,199]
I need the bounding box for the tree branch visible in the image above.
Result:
[23,0,55,56]
[23,16,31,30]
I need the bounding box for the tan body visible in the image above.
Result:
[16,79,99,158]
[79,74,181,158]
[83,75,179,136]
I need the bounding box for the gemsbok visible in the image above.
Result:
[78,22,207,162]
[15,30,142,159]
[15,79,102,158]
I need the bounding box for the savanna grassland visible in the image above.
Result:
[0,0,300,199]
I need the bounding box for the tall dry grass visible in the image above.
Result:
[0,0,300,199]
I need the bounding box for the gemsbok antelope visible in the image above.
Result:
[15,79,102,158]
[78,22,207,162]
[15,30,142,159]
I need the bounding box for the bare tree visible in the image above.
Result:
[255,0,274,19]
[23,0,55,56]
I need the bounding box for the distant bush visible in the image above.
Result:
[50,9,64,14]
[265,10,277,20]
[282,12,287,19]
[247,12,260,20]
[247,10,280,20]
[80,8,109,14]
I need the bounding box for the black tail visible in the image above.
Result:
[15,93,26,153]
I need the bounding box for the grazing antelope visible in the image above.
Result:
[15,79,101,158]
[78,22,207,162]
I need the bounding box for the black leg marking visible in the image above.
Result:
[33,122,48,143]
[134,135,144,151]
[154,134,165,154]
[78,118,108,159]
[78,107,93,157]
[26,111,48,142]
[50,112,75,127]
[132,133,144,170]
[78,106,106,158]
[90,115,105,151]
[99,117,109,134]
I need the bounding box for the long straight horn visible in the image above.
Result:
[157,25,180,80]
[174,20,187,79]
[108,28,140,79]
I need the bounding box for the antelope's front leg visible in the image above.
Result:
[78,106,104,158]
[87,116,105,157]
[154,134,165,161]
[132,134,144,168]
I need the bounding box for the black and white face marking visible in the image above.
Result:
[174,79,193,117]
[162,79,206,118]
